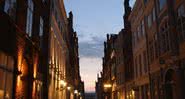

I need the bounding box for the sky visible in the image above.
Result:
[64,0,136,92]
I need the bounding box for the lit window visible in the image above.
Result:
[159,0,166,11]
[4,0,16,20]
[26,0,34,37]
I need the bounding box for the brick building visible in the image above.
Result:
[47,0,69,99]
[114,30,125,99]
[0,0,50,99]
[129,0,150,98]
[130,0,185,98]
[97,0,185,99]
[0,0,84,99]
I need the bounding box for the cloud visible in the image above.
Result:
[78,35,105,58]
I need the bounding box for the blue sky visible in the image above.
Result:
[64,0,135,92]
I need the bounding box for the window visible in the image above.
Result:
[159,0,166,10]
[160,21,170,54]
[60,25,63,33]
[144,0,148,5]
[51,0,54,11]
[39,17,44,37]
[4,0,16,20]
[137,26,141,39]
[0,51,14,99]
[178,5,185,17]
[26,0,34,37]
[143,51,147,72]
[149,40,154,64]
[152,7,156,22]
[134,57,138,78]
[154,34,158,58]
[141,20,145,36]
[177,5,185,41]
[147,13,152,27]
[139,54,142,76]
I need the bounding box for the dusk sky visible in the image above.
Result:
[64,0,136,92]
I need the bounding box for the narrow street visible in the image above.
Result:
[0,0,185,99]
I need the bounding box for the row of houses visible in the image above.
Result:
[0,0,84,99]
[96,0,185,99]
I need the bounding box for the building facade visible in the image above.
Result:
[130,0,185,98]
[47,0,69,99]
[66,11,85,99]
[96,0,185,99]
[129,0,150,98]
[0,0,84,99]
[115,30,125,99]
[0,0,50,99]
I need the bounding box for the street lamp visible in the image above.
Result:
[74,90,78,94]
[104,83,112,88]
[67,86,71,91]
[103,83,112,99]
[60,80,67,87]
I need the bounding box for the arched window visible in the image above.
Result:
[177,4,185,41]
[159,19,170,54]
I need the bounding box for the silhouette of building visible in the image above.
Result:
[96,73,104,99]
[66,11,85,99]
